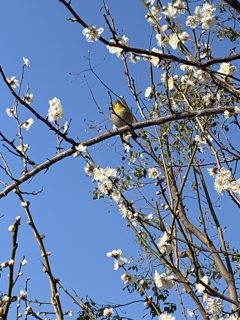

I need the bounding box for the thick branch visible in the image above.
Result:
[223,0,240,13]
[0,105,236,199]
[58,0,240,69]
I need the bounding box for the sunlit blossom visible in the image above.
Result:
[148,167,159,179]
[16,144,29,154]
[6,107,16,118]
[195,275,209,293]
[21,118,34,131]
[7,76,19,88]
[23,57,30,67]
[154,271,174,289]
[106,35,129,58]
[82,25,104,42]
[156,34,169,48]
[121,273,132,285]
[163,3,177,18]
[169,33,179,50]
[159,313,175,320]
[106,249,129,270]
[23,93,33,104]
[218,62,236,76]
[145,86,154,99]
[48,97,64,122]
[103,307,113,318]
[157,232,172,255]
[146,5,161,27]
[206,298,223,317]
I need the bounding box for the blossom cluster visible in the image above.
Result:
[85,164,121,201]
[157,231,172,255]
[154,270,174,289]
[48,97,64,122]
[186,3,216,30]
[208,167,240,195]
[106,249,129,270]
[82,25,103,42]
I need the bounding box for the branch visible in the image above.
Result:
[0,66,76,147]
[58,0,240,69]
[0,105,236,200]
[223,0,240,13]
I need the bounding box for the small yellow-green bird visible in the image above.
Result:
[111,98,137,145]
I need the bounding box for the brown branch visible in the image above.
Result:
[0,105,236,200]
[0,66,76,147]
[3,217,21,319]
[223,0,240,13]
[58,0,240,69]
[16,193,64,320]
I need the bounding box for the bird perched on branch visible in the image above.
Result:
[111,97,137,147]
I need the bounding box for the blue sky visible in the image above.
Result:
[0,0,152,318]
[1,1,240,319]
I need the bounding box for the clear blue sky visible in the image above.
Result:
[0,1,151,318]
[1,1,240,319]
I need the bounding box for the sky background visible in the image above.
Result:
[0,1,151,318]
[1,1,240,319]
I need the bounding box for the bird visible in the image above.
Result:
[111,98,137,146]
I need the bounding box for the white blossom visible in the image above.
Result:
[148,167,159,179]
[21,118,34,131]
[145,47,162,66]
[111,189,121,203]
[121,273,132,285]
[106,249,129,270]
[16,144,29,154]
[207,168,217,176]
[48,97,64,122]
[186,15,198,29]
[201,3,216,29]
[103,307,113,318]
[206,298,223,317]
[75,144,87,153]
[106,249,123,258]
[7,76,19,88]
[214,167,232,194]
[187,310,195,317]
[157,232,172,255]
[195,275,209,293]
[82,25,104,42]
[107,36,128,58]
[19,290,27,299]
[6,107,16,118]
[154,271,174,289]
[173,0,186,14]
[93,167,117,182]
[129,53,140,63]
[234,106,240,114]
[163,3,177,18]
[145,86,154,99]
[230,179,240,194]
[178,31,190,43]
[8,259,14,266]
[84,163,94,176]
[8,225,15,232]
[186,3,215,30]
[169,33,179,50]
[159,313,175,320]
[23,57,30,67]
[146,5,161,26]
[224,110,231,119]
[21,258,27,266]
[23,93,33,104]
[156,34,169,48]
[218,62,236,76]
